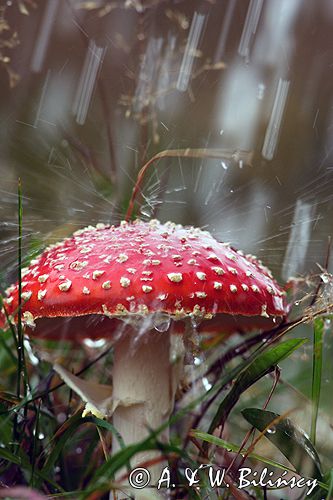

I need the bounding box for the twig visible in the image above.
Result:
[125,148,253,220]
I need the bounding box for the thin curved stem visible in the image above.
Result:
[125,148,253,221]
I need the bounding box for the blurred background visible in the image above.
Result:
[0,0,333,288]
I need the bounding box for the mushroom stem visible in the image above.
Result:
[112,328,181,498]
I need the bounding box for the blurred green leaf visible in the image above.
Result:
[311,317,324,445]
[306,469,333,500]
[192,430,297,473]
[83,435,195,498]
[42,413,125,482]
[208,338,306,434]
[242,408,323,481]
[0,447,62,491]
[326,469,333,500]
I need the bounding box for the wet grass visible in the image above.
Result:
[0,185,332,499]
[310,318,324,446]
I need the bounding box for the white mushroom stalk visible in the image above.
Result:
[53,324,185,499]
[112,327,183,496]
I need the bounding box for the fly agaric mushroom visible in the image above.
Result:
[0,219,287,492]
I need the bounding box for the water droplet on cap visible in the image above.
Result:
[153,312,171,332]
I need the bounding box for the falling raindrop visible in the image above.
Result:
[262,78,290,160]
[30,0,59,73]
[176,12,206,92]
[257,82,266,100]
[72,40,106,125]
[153,313,171,332]
[38,432,45,440]
[190,316,202,329]
[83,338,107,348]
[267,426,276,434]
[202,377,212,391]
[238,0,264,59]
[194,356,202,366]
[320,273,331,284]
[57,412,67,424]
[24,339,39,365]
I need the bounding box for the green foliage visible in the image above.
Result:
[311,317,324,444]
[241,408,323,480]
[207,338,307,434]
[0,183,332,499]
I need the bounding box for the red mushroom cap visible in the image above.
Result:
[0,220,287,337]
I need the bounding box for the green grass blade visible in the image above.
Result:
[326,469,333,500]
[42,413,126,480]
[30,401,41,488]
[242,408,323,481]
[16,179,30,402]
[0,333,17,365]
[208,338,307,434]
[0,447,63,491]
[311,317,324,445]
[83,439,191,498]
[192,430,297,473]
[17,178,23,399]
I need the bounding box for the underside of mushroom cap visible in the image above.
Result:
[0,219,287,334]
